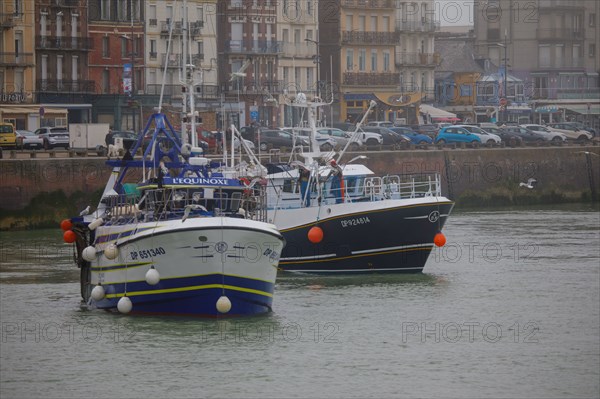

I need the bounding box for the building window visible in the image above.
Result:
[371,49,377,71]
[589,44,596,58]
[590,14,596,27]
[346,15,352,30]
[102,36,109,58]
[102,70,110,93]
[72,55,78,81]
[56,55,63,85]
[15,69,24,91]
[359,49,366,71]
[346,49,353,70]
[555,44,563,68]
[121,37,128,58]
[101,0,110,20]
[539,45,550,67]
[370,16,377,31]
[307,0,312,15]
[383,51,390,72]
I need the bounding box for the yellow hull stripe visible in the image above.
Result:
[99,272,275,285]
[280,246,432,265]
[280,201,454,232]
[105,284,273,299]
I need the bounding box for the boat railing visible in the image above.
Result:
[365,173,442,200]
[102,187,267,224]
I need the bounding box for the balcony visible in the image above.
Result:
[224,40,282,54]
[343,72,398,86]
[536,28,584,41]
[224,80,284,94]
[557,88,599,100]
[149,52,157,60]
[395,52,440,67]
[37,79,96,93]
[281,42,315,58]
[396,19,440,33]
[0,13,16,29]
[145,84,220,100]
[36,36,93,51]
[161,53,181,68]
[342,0,394,9]
[149,19,157,27]
[192,53,204,65]
[0,52,34,67]
[50,0,80,7]
[342,31,399,45]
[160,20,203,37]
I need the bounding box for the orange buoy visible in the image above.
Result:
[63,230,77,243]
[308,226,324,244]
[60,219,73,231]
[434,232,446,247]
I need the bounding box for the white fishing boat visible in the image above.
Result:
[60,0,284,316]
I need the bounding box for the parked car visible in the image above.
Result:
[35,126,70,149]
[520,124,568,143]
[316,128,363,150]
[482,126,524,146]
[362,126,409,146]
[16,130,44,149]
[546,122,593,142]
[435,126,482,145]
[332,122,356,131]
[0,122,17,148]
[365,120,394,127]
[411,124,439,139]
[280,127,337,151]
[454,124,502,144]
[258,129,308,151]
[388,127,433,144]
[499,126,546,143]
[559,121,596,137]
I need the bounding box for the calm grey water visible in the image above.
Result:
[1,204,599,399]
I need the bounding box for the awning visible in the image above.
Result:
[534,105,560,113]
[0,104,68,115]
[373,92,423,107]
[419,104,459,120]
[562,104,600,115]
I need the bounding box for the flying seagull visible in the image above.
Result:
[79,206,91,216]
[182,204,207,223]
[519,178,537,189]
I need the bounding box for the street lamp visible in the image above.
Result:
[496,29,508,123]
[304,37,320,99]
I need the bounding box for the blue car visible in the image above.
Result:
[389,127,433,144]
[435,126,482,145]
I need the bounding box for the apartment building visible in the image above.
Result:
[88,0,145,130]
[319,0,439,124]
[0,0,40,129]
[144,0,218,126]
[473,0,599,125]
[217,0,280,128]
[277,0,318,126]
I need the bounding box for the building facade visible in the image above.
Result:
[88,0,145,131]
[1,0,40,129]
[217,0,280,129]
[319,0,439,124]
[277,0,318,127]
[473,0,600,127]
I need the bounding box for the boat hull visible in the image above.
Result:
[270,198,454,273]
[87,218,284,316]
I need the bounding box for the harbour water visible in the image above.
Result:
[1,204,599,398]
